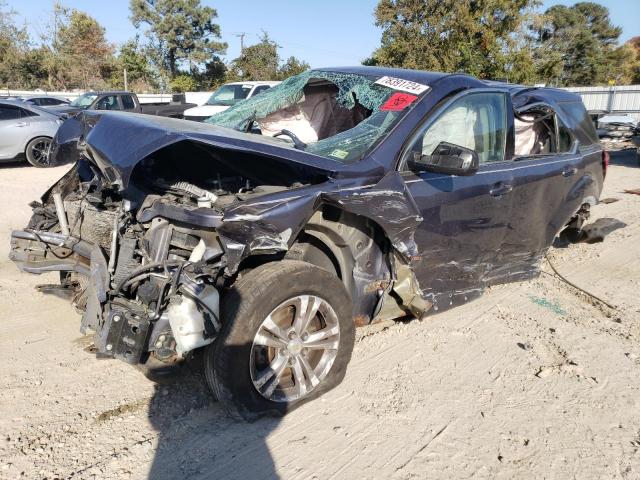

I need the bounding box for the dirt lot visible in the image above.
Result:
[1,151,639,480]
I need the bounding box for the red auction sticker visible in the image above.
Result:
[380,92,418,111]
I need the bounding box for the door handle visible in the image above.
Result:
[489,182,513,197]
[14,122,28,127]
[562,166,577,177]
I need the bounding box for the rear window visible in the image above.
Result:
[559,101,598,144]
[122,95,135,109]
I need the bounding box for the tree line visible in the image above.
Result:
[366,0,640,86]
[0,0,310,92]
[1,0,639,93]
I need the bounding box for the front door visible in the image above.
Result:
[400,90,515,311]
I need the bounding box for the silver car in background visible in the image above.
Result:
[0,100,63,167]
[19,96,71,108]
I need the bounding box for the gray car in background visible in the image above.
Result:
[19,96,71,108]
[0,100,63,167]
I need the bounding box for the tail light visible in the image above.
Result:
[602,150,609,178]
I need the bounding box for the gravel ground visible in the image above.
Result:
[0,151,639,480]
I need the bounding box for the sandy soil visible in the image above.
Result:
[0,151,639,480]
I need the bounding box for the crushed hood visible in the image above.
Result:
[50,111,348,189]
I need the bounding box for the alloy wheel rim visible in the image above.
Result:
[30,139,51,165]
[250,294,340,402]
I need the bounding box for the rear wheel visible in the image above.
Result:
[205,260,354,420]
[25,136,52,167]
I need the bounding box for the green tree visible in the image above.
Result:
[16,47,50,89]
[534,2,623,86]
[130,0,227,79]
[56,7,115,89]
[367,0,540,83]
[229,33,309,81]
[277,56,310,80]
[192,55,226,89]
[229,32,279,80]
[623,37,640,84]
[110,37,160,90]
[0,1,29,88]
[169,73,197,92]
[29,3,116,90]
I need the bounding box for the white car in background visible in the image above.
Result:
[183,81,280,122]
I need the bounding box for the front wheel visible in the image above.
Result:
[205,260,355,420]
[25,136,52,167]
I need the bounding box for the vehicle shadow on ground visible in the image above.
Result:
[146,353,280,480]
[0,158,30,169]
[608,148,638,168]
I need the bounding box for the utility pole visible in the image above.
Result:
[124,68,128,91]
[234,32,247,53]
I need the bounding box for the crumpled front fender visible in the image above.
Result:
[217,171,423,274]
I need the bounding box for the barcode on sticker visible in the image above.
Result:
[374,76,430,95]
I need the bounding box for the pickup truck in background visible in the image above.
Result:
[49,91,196,118]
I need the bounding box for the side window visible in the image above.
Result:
[557,117,573,153]
[514,108,574,157]
[0,105,22,120]
[251,85,271,97]
[121,95,135,109]
[19,108,38,117]
[560,101,598,144]
[96,95,119,110]
[416,92,507,164]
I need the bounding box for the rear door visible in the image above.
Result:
[400,90,515,310]
[0,104,30,160]
[499,106,585,280]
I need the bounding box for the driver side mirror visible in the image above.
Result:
[408,141,479,176]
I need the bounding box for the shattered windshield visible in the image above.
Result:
[205,70,428,163]
[206,84,253,106]
[70,93,97,108]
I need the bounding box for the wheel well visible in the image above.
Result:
[290,205,389,301]
[232,204,390,308]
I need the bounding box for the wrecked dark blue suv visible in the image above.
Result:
[10,67,605,419]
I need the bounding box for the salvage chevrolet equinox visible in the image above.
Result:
[10,67,605,420]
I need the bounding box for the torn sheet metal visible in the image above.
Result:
[215,171,423,275]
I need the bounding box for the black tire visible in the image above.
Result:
[205,260,354,421]
[25,136,52,167]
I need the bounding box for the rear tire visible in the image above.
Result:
[205,260,354,421]
[25,136,52,167]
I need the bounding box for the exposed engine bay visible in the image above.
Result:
[11,148,317,366]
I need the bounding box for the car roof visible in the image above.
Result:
[318,66,583,102]
[81,91,134,95]
[0,98,59,116]
[319,66,451,86]
[21,95,67,99]
[0,99,33,107]
[225,81,281,86]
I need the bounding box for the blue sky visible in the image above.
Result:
[6,0,639,68]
